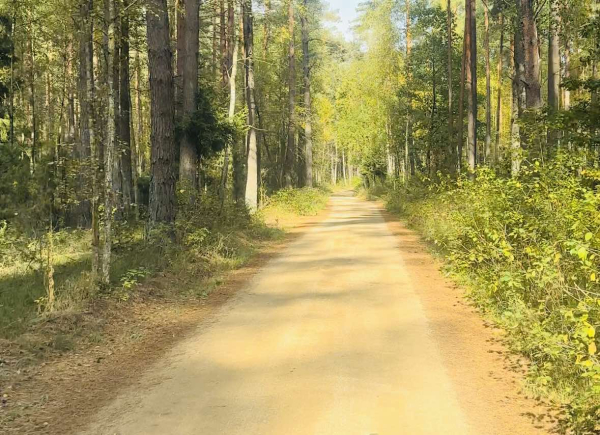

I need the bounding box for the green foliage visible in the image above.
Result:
[177,88,236,160]
[262,186,330,217]
[380,154,600,433]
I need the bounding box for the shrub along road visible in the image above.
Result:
[77,192,557,434]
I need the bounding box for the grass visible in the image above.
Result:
[0,188,328,342]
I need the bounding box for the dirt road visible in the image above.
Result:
[81,193,552,435]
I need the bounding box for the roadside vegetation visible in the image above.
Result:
[367,154,600,433]
[0,187,328,341]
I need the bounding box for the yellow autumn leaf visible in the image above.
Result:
[591,273,597,282]
[589,342,597,356]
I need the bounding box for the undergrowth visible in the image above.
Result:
[0,187,328,343]
[373,154,599,434]
[260,186,331,223]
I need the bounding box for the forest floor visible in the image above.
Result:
[0,206,329,434]
[65,192,561,434]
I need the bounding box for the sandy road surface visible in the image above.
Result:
[81,193,551,435]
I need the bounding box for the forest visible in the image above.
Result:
[0,0,600,433]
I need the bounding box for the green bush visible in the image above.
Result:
[380,155,600,433]
[262,187,330,216]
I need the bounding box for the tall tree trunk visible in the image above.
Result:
[301,0,313,187]
[430,55,437,175]
[564,42,571,110]
[175,0,185,112]
[547,0,560,147]
[283,0,296,187]
[112,0,122,211]
[484,2,491,163]
[404,0,413,179]
[511,34,521,175]
[220,0,227,85]
[457,20,466,172]
[77,0,94,229]
[147,0,177,224]
[227,0,235,70]
[263,0,271,54]
[243,0,258,211]
[447,0,453,168]
[494,13,504,162]
[135,50,145,175]
[119,0,134,212]
[517,0,541,109]
[9,14,15,148]
[466,0,477,170]
[101,0,116,286]
[28,24,37,173]
[220,10,238,203]
[179,0,200,186]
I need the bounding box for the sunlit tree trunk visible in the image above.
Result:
[494,13,504,162]
[484,2,491,163]
[447,0,453,168]
[283,0,296,187]
[547,0,560,148]
[404,0,413,180]
[517,0,541,109]
[243,0,258,211]
[457,21,466,172]
[301,0,313,187]
[511,35,521,176]
[465,0,477,170]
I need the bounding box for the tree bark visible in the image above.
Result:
[175,0,185,112]
[511,35,521,175]
[220,0,228,85]
[404,0,413,179]
[465,0,477,170]
[243,0,258,211]
[446,0,453,168]
[119,0,134,212]
[220,9,238,203]
[146,0,177,224]
[494,13,504,162]
[179,0,200,186]
[517,0,541,109]
[457,19,466,172]
[548,0,560,147]
[301,0,313,187]
[101,0,116,286]
[484,2,491,163]
[78,0,94,229]
[283,0,296,187]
